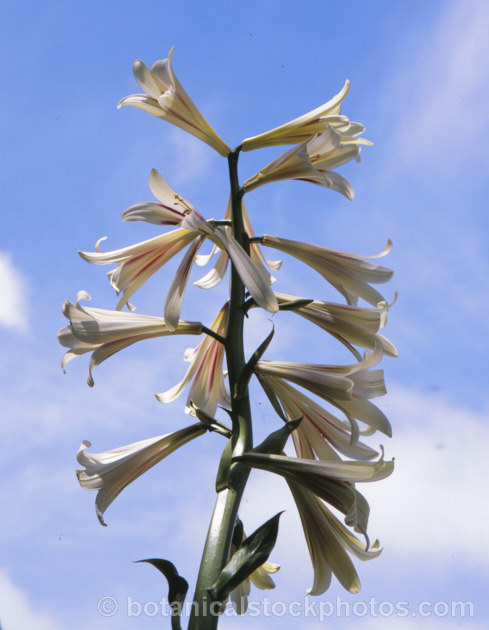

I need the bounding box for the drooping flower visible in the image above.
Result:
[257,374,379,461]
[236,451,393,541]
[194,199,281,290]
[181,211,278,314]
[243,127,370,199]
[255,344,392,436]
[274,292,397,360]
[79,209,277,327]
[156,304,230,417]
[58,290,202,386]
[117,48,230,157]
[78,227,199,315]
[261,235,393,306]
[287,481,382,594]
[241,80,365,151]
[77,423,207,526]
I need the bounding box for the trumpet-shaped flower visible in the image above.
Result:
[194,199,281,290]
[274,292,397,360]
[243,127,370,199]
[255,344,392,436]
[288,481,382,594]
[236,451,393,539]
[117,48,230,157]
[79,227,199,316]
[241,80,365,151]
[77,423,207,525]
[257,374,379,461]
[79,208,277,328]
[58,290,202,386]
[156,304,230,417]
[181,210,278,314]
[121,168,200,226]
[262,235,393,307]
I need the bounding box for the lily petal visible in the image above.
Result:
[118,49,230,157]
[164,236,204,331]
[241,80,361,151]
[288,482,381,594]
[77,423,207,525]
[262,235,393,307]
[156,304,230,417]
[243,128,368,199]
[274,292,397,359]
[59,291,202,386]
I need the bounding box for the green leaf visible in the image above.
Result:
[278,298,314,311]
[216,438,234,492]
[231,518,244,548]
[255,373,287,421]
[234,325,274,400]
[136,558,188,626]
[208,512,283,604]
[188,401,232,438]
[247,417,302,456]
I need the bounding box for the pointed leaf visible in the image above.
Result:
[234,325,274,400]
[216,438,234,492]
[231,518,244,548]
[136,558,188,614]
[255,373,287,421]
[278,298,314,311]
[188,401,232,438]
[248,418,302,456]
[209,512,283,603]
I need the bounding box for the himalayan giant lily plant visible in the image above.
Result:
[59,48,396,629]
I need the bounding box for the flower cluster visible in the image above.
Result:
[60,49,396,610]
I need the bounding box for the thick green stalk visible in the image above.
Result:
[188,149,252,630]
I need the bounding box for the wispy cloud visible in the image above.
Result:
[0,570,63,630]
[391,0,489,170]
[365,384,489,567]
[0,252,29,334]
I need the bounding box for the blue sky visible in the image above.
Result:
[1,0,488,628]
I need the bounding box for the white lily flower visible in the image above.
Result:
[156,304,230,417]
[241,80,365,151]
[288,481,382,594]
[117,48,230,157]
[58,291,202,386]
[243,127,370,199]
[275,292,397,359]
[121,169,199,225]
[257,375,379,461]
[237,451,393,540]
[262,235,393,307]
[77,423,207,526]
[181,210,278,314]
[256,344,392,436]
[79,228,199,313]
[194,199,281,290]
[80,205,277,320]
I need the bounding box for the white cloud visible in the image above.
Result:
[392,0,489,168]
[0,570,62,630]
[364,385,489,567]
[0,253,29,333]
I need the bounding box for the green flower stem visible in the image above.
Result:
[188,149,253,630]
